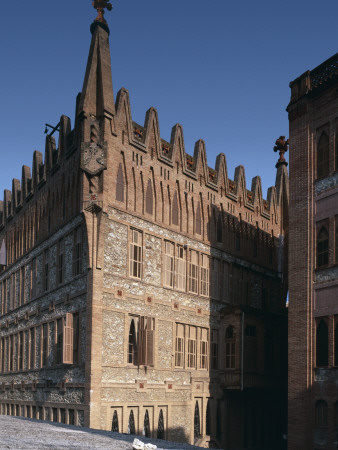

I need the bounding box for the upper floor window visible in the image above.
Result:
[175,323,185,368]
[43,249,49,292]
[316,319,328,367]
[200,254,209,297]
[187,326,197,369]
[317,132,329,179]
[189,250,198,294]
[58,238,65,285]
[73,226,83,277]
[225,325,235,369]
[129,229,142,279]
[210,329,219,370]
[176,245,186,291]
[317,227,329,267]
[200,328,208,369]
[128,318,138,365]
[164,241,174,288]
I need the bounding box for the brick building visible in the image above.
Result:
[288,55,338,449]
[0,7,288,449]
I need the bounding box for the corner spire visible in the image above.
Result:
[78,4,115,121]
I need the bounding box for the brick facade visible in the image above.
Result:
[0,15,288,449]
[288,54,338,450]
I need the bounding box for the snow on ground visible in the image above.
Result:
[0,416,206,450]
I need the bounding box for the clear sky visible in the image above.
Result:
[0,0,337,200]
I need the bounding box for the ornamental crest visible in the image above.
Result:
[81,142,107,175]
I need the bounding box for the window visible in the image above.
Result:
[145,179,153,215]
[187,326,197,369]
[317,227,329,267]
[225,326,235,369]
[200,328,208,369]
[55,314,74,365]
[210,330,219,370]
[317,133,329,179]
[18,332,23,371]
[20,266,25,306]
[189,250,198,294]
[157,409,165,440]
[143,410,151,438]
[316,319,328,367]
[245,325,257,371]
[58,238,65,285]
[116,163,125,203]
[194,401,201,438]
[30,258,37,300]
[42,323,48,367]
[316,400,328,427]
[29,328,35,370]
[176,245,186,291]
[138,316,154,366]
[56,319,63,364]
[73,227,82,277]
[112,410,119,432]
[128,410,136,435]
[43,249,49,292]
[175,323,184,368]
[200,254,209,296]
[128,319,138,365]
[164,241,174,288]
[129,229,142,279]
[210,258,219,300]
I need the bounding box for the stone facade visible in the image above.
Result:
[288,53,338,449]
[0,13,288,450]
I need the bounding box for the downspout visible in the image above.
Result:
[241,311,244,391]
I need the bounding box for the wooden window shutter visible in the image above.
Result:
[63,313,74,364]
[145,317,154,366]
[138,316,145,365]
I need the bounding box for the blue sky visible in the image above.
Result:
[0,0,337,200]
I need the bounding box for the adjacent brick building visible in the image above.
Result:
[288,54,338,449]
[0,8,289,449]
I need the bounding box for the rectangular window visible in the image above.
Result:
[164,241,174,288]
[189,250,198,294]
[200,254,209,297]
[187,326,197,369]
[175,323,184,368]
[0,338,4,373]
[20,266,25,306]
[18,331,23,371]
[30,328,35,370]
[30,258,37,300]
[63,313,74,365]
[9,335,13,372]
[200,328,208,369]
[73,227,82,277]
[225,341,235,369]
[42,323,48,368]
[210,258,219,299]
[129,229,142,279]
[138,316,154,366]
[44,249,49,292]
[210,330,219,370]
[176,245,186,291]
[56,319,63,364]
[58,238,65,285]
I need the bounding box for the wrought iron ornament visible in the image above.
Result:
[273,136,289,164]
[92,0,113,25]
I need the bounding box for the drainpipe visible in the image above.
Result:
[241,311,244,391]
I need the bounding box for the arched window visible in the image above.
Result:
[316,320,328,367]
[315,400,328,427]
[128,320,138,365]
[172,191,179,226]
[128,410,135,435]
[145,179,153,215]
[317,133,329,179]
[195,201,202,235]
[225,326,235,369]
[157,409,165,440]
[143,410,151,437]
[317,227,329,267]
[206,399,211,436]
[116,163,125,203]
[335,323,338,367]
[194,401,201,438]
[217,212,222,243]
[112,410,119,432]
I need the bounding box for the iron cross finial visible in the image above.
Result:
[92,0,113,25]
[273,136,289,164]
